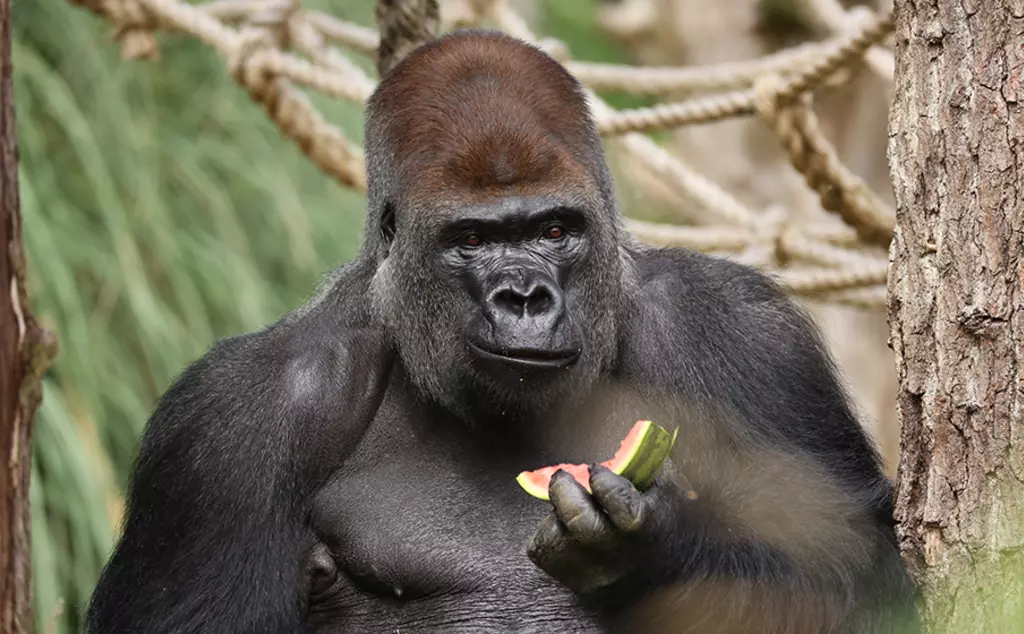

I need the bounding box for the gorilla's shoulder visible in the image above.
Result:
[625,246,832,385]
[136,260,380,459]
[631,246,795,315]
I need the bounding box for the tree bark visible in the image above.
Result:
[888,0,1024,630]
[0,0,57,630]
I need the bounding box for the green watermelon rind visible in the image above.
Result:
[610,422,678,490]
[515,420,677,501]
[515,470,553,500]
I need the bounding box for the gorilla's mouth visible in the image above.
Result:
[467,340,580,370]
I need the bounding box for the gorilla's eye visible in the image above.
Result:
[543,225,566,241]
[461,233,483,249]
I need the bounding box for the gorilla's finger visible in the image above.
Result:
[527,513,618,594]
[526,511,571,565]
[589,464,645,533]
[549,469,616,547]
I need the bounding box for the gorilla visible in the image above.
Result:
[86,30,919,634]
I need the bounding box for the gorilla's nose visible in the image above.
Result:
[474,276,577,369]
[489,280,561,319]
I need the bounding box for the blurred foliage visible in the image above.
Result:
[756,0,815,47]
[11,0,637,631]
[539,0,656,111]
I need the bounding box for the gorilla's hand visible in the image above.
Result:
[526,464,680,595]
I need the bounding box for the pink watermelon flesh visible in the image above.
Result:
[520,463,593,494]
[515,420,670,500]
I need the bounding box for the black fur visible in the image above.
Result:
[86,30,919,634]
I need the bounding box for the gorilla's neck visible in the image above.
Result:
[453,382,563,432]
[389,354,639,466]
[405,366,592,441]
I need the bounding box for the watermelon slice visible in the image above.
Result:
[515,420,678,501]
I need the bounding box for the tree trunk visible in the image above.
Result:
[0,0,57,630]
[887,0,1024,630]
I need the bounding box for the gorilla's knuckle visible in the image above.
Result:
[565,511,610,544]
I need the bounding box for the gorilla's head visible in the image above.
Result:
[362,30,628,420]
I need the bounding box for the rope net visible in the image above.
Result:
[66,0,897,308]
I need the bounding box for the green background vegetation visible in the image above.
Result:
[12,0,638,631]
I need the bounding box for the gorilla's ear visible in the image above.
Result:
[379,200,396,256]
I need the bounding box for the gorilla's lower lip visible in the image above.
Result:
[468,342,580,369]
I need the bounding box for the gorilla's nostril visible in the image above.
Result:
[525,287,554,316]
[494,288,529,317]
[306,543,339,598]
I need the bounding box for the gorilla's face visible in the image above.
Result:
[370,193,623,420]
[448,196,584,375]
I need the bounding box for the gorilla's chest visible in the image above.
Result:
[308,422,606,633]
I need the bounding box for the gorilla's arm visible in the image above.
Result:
[623,248,887,493]
[533,248,918,632]
[86,321,391,634]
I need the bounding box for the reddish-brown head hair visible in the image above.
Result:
[362,30,617,256]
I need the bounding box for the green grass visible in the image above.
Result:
[12,1,636,631]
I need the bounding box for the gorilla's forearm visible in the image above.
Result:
[88,513,308,633]
[600,473,898,595]
[594,484,916,634]
[615,543,917,634]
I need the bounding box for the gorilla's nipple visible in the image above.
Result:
[306,542,340,598]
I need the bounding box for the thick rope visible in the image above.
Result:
[63,0,894,307]
[799,0,894,80]
[130,0,367,188]
[375,0,440,77]
[597,9,893,136]
[754,77,894,248]
[809,285,888,309]
[779,229,888,270]
[772,8,892,99]
[625,219,755,252]
[306,11,379,55]
[774,262,887,294]
[567,41,827,96]
[598,89,757,136]
[287,19,376,102]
